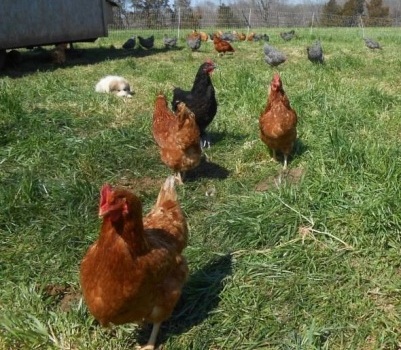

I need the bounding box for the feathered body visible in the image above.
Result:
[163,34,177,49]
[307,40,324,64]
[172,60,217,148]
[199,31,209,41]
[138,35,154,49]
[122,36,136,49]
[186,32,201,51]
[259,73,298,168]
[153,94,201,183]
[254,33,269,42]
[364,37,382,50]
[247,32,255,41]
[80,176,188,349]
[280,30,295,41]
[264,44,286,67]
[213,35,235,56]
[238,32,247,41]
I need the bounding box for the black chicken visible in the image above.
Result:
[307,40,324,64]
[172,60,217,148]
[138,35,154,49]
[122,35,136,50]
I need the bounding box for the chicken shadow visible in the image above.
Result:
[265,137,308,167]
[294,138,308,159]
[138,253,233,345]
[0,46,184,78]
[207,130,248,146]
[185,156,230,182]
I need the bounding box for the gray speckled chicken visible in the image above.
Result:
[163,34,177,49]
[280,30,295,41]
[364,37,382,50]
[186,35,201,51]
[264,44,286,67]
[307,40,324,64]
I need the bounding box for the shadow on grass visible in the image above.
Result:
[185,157,230,182]
[1,46,185,78]
[264,137,308,168]
[149,253,233,345]
[294,138,308,159]
[208,130,248,146]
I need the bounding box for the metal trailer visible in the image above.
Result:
[0,0,117,67]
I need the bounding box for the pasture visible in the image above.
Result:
[1,27,401,349]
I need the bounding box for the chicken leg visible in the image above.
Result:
[174,172,184,185]
[137,322,161,350]
[283,154,288,169]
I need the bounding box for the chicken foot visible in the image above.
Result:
[136,322,161,350]
[201,133,211,149]
[174,172,184,185]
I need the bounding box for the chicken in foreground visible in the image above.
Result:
[364,37,382,50]
[264,44,286,67]
[259,73,298,169]
[213,35,235,56]
[153,94,201,184]
[80,176,188,350]
[307,40,324,64]
[172,59,217,148]
[138,35,154,49]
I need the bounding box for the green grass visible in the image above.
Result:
[1,27,401,349]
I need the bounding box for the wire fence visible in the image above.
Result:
[109,6,401,32]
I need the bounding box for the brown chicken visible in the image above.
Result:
[199,31,209,41]
[238,32,247,41]
[247,32,255,41]
[259,73,298,169]
[153,93,201,184]
[80,176,188,350]
[50,43,68,64]
[213,34,235,56]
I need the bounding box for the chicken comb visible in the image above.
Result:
[99,184,113,212]
[205,58,216,66]
[272,73,281,82]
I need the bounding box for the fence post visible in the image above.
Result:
[177,7,181,39]
[247,8,251,37]
[310,12,315,35]
[359,15,365,38]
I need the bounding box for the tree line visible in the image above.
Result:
[320,0,391,26]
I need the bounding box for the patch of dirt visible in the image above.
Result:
[116,176,163,193]
[255,167,305,191]
[42,283,81,312]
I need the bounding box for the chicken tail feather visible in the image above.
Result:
[155,176,177,207]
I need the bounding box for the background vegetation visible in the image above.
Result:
[1,27,401,349]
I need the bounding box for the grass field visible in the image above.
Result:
[1,27,401,349]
